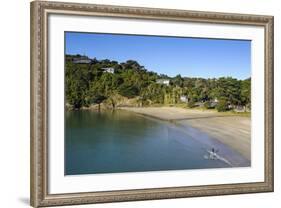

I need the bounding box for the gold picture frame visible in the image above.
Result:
[30,1,274,207]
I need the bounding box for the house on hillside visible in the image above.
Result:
[180,95,188,103]
[102,67,115,74]
[73,56,92,64]
[156,79,170,86]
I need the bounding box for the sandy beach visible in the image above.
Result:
[120,107,251,160]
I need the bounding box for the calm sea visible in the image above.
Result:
[65,110,249,175]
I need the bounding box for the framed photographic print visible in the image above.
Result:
[30,1,274,207]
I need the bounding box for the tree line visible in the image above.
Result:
[65,54,251,112]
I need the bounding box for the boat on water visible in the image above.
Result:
[204,148,233,167]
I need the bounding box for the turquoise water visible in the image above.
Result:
[65,110,249,175]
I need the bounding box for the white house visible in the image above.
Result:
[102,67,115,74]
[213,98,218,102]
[180,95,188,103]
[156,79,170,86]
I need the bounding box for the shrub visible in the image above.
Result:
[216,100,228,112]
[187,100,196,108]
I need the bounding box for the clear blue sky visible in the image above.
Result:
[65,32,251,80]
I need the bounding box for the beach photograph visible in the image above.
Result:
[64,32,251,175]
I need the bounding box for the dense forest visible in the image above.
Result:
[65,54,251,112]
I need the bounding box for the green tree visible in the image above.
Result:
[240,78,251,109]
[216,99,228,112]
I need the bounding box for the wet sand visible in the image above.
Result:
[120,107,251,160]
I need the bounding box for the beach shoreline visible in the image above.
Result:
[120,106,251,160]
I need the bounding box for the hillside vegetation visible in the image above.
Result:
[65,54,251,112]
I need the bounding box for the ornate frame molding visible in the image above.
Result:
[30,1,274,207]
